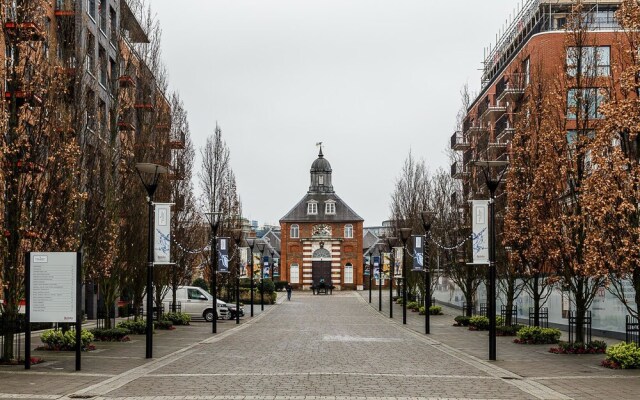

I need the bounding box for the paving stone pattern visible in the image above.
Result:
[0,291,638,399]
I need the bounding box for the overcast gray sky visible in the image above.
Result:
[151,0,518,227]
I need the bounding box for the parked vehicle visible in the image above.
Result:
[154,286,229,322]
[226,302,245,319]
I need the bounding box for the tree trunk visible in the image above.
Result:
[574,279,587,344]
[533,274,540,327]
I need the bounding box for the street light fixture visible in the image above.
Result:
[256,240,266,311]
[135,162,167,359]
[399,227,412,325]
[474,159,509,361]
[420,211,435,335]
[204,211,223,334]
[385,237,398,319]
[231,228,244,325]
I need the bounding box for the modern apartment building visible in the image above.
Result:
[451,0,622,219]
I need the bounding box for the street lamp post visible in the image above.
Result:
[421,212,434,335]
[475,160,509,361]
[232,229,244,325]
[257,240,266,312]
[368,254,372,303]
[205,212,223,334]
[386,237,398,319]
[247,238,256,317]
[399,228,412,325]
[135,163,168,359]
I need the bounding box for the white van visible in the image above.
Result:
[159,286,229,322]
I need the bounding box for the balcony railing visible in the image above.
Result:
[4,21,45,41]
[451,131,469,151]
[496,73,526,102]
[451,161,468,179]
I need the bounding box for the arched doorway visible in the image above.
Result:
[311,248,332,285]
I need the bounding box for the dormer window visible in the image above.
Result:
[307,201,318,215]
[325,201,336,215]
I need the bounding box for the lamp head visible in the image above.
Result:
[420,211,434,232]
[399,228,412,242]
[386,236,398,248]
[256,240,266,253]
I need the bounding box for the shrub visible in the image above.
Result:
[515,326,562,344]
[258,278,276,294]
[549,340,607,354]
[40,329,94,350]
[469,316,490,330]
[90,328,130,342]
[396,298,404,305]
[162,312,191,326]
[154,320,174,330]
[274,281,289,291]
[192,277,209,292]
[604,342,640,369]
[429,306,443,315]
[406,301,419,311]
[454,315,471,326]
[497,324,524,336]
[116,319,148,335]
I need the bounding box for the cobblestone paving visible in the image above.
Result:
[1,291,637,399]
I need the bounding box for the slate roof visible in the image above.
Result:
[280,192,363,223]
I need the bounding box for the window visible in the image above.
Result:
[88,0,96,20]
[344,263,353,284]
[567,46,610,77]
[99,45,107,88]
[187,288,206,300]
[307,201,318,215]
[522,57,530,86]
[99,1,107,33]
[344,224,353,238]
[290,224,299,239]
[325,201,335,215]
[290,264,299,284]
[567,88,606,119]
[110,6,117,44]
[86,31,95,75]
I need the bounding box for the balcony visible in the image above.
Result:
[134,103,154,111]
[483,103,507,123]
[118,75,136,88]
[494,114,515,142]
[54,0,75,17]
[4,21,45,41]
[451,131,469,150]
[117,113,135,131]
[169,130,185,149]
[451,161,468,179]
[168,167,185,180]
[4,90,43,107]
[496,73,526,103]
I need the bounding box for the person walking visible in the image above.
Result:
[286,283,292,301]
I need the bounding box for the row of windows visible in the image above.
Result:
[288,264,354,284]
[289,224,353,238]
[307,201,335,215]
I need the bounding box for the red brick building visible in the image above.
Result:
[280,149,364,290]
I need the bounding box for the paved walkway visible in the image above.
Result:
[0,291,637,399]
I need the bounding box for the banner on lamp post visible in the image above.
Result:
[239,247,248,277]
[273,258,280,277]
[154,203,172,264]
[217,238,229,273]
[412,235,424,271]
[373,256,380,280]
[394,247,403,277]
[262,256,270,279]
[471,200,489,264]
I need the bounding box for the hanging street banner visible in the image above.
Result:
[273,258,280,277]
[373,256,380,280]
[262,255,270,279]
[382,252,390,274]
[471,200,489,264]
[412,235,424,271]
[253,253,261,278]
[217,238,230,273]
[154,203,172,264]
[394,247,403,277]
[239,247,249,277]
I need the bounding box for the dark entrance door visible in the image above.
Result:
[312,260,332,285]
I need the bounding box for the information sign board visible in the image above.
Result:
[28,252,77,323]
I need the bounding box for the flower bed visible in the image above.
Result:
[601,342,640,369]
[89,328,131,342]
[497,324,524,336]
[162,312,190,326]
[549,340,607,354]
[39,329,94,351]
[454,315,471,326]
[116,319,148,334]
[513,326,562,344]
[419,305,443,315]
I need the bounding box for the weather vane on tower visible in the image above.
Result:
[316,141,323,156]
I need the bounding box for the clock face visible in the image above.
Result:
[312,224,332,237]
